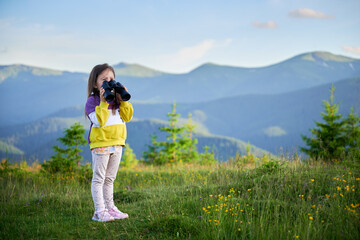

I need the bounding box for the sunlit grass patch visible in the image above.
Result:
[1,159,359,239]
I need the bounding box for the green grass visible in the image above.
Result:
[0,160,359,239]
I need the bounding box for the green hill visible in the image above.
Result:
[113,62,166,77]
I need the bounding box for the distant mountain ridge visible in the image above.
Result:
[0,51,359,160]
[4,76,358,158]
[1,51,359,126]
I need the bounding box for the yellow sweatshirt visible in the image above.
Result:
[85,95,134,149]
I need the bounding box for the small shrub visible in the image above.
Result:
[121,144,138,168]
[197,146,216,165]
[257,158,286,174]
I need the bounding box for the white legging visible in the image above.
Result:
[91,148,122,212]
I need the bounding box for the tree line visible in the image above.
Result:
[41,85,359,174]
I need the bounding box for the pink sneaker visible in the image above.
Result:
[92,209,115,222]
[108,206,129,220]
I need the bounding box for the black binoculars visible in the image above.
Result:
[101,80,131,102]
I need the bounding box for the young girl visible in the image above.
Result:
[85,63,134,222]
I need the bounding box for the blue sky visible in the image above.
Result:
[0,0,359,73]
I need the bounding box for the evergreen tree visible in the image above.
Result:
[143,104,213,165]
[143,135,163,165]
[121,144,138,168]
[344,109,360,160]
[158,103,184,163]
[301,85,347,161]
[179,113,198,162]
[42,122,87,173]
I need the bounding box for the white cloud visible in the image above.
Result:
[146,39,235,73]
[156,40,215,71]
[252,21,278,29]
[173,40,215,65]
[342,46,360,56]
[289,8,334,19]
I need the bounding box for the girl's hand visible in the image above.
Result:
[116,85,128,102]
[116,92,123,102]
[100,87,106,102]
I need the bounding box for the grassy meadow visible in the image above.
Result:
[0,158,359,240]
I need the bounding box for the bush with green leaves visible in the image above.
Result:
[197,146,216,165]
[256,158,286,174]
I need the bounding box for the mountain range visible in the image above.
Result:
[0,51,359,162]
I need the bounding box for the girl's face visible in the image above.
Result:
[94,68,115,90]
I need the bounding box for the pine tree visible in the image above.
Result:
[301,85,347,161]
[179,113,198,162]
[158,103,184,163]
[143,135,163,165]
[42,122,87,173]
[344,109,360,160]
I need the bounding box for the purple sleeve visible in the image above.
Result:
[85,96,98,144]
[85,96,98,116]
